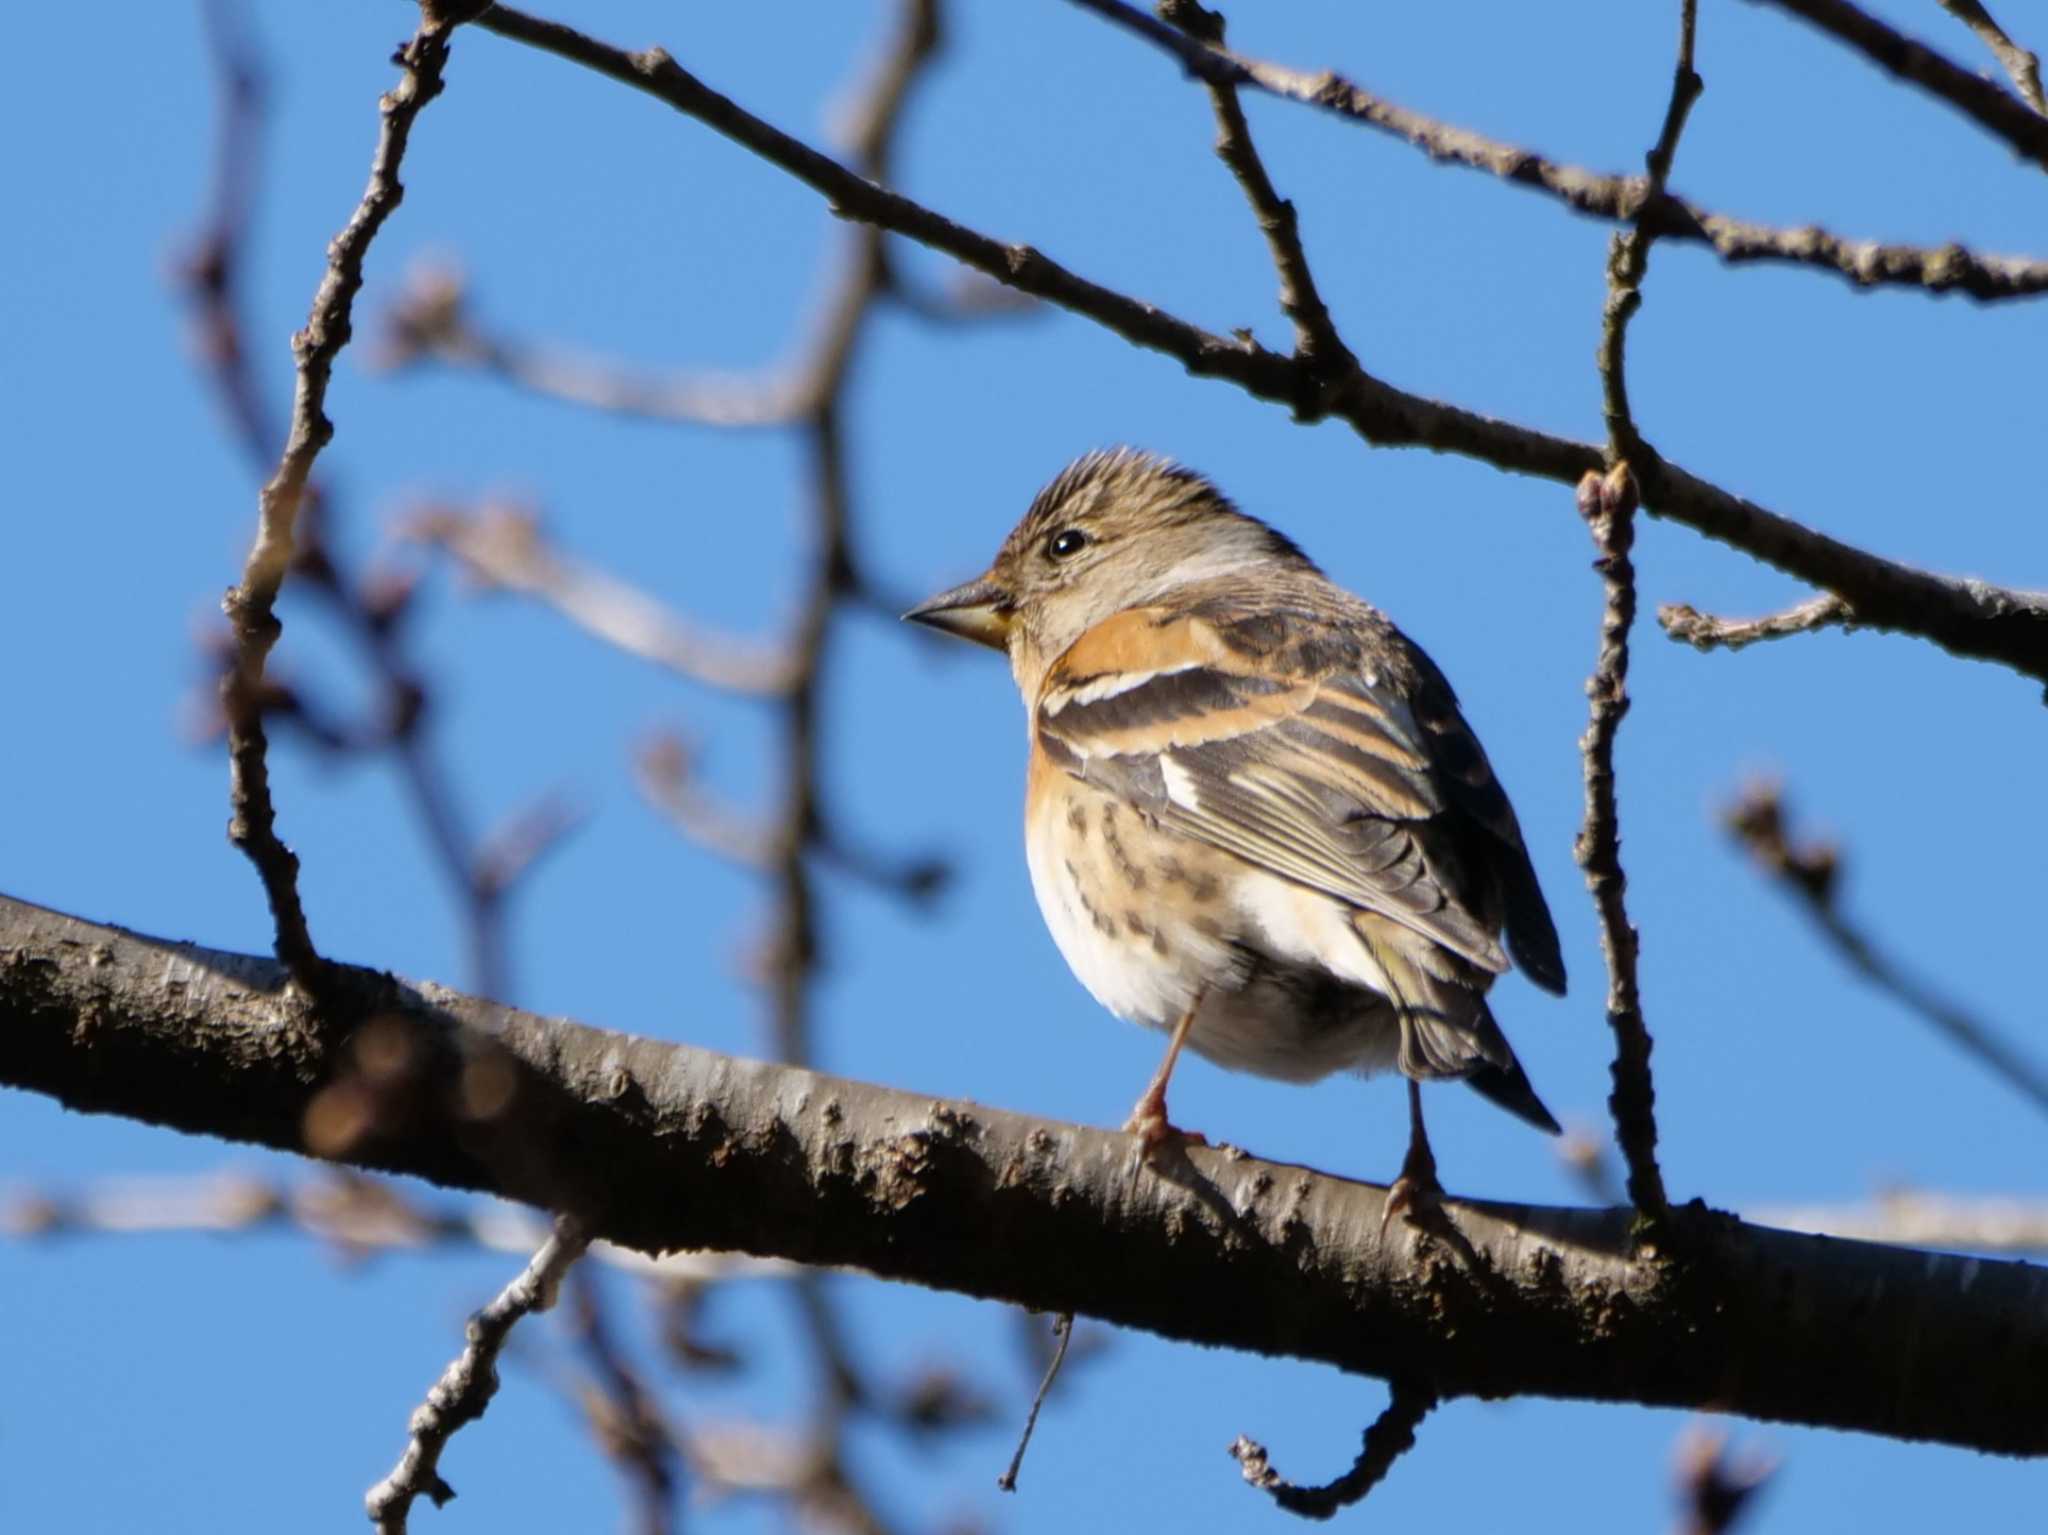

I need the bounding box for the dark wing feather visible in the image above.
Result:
[1404,654,1567,995]
[1038,607,1539,979]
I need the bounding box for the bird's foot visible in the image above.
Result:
[1379,1128,1447,1237]
[1122,1090,1208,1151]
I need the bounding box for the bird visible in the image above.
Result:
[904,448,1565,1215]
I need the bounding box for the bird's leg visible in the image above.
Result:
[1380,1079,1448,1234]
[1123,995,1207,1148]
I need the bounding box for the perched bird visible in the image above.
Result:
[905,449,1565,1209]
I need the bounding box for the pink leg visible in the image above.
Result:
[1123,1000,1208,1148]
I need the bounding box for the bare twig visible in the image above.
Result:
[996,1312,1072,1493]
[1658,593,1854,652]
[181,12,559,1005]
[1228,1381,1436,1519]
[1939,0,2047,115]
[469,5,2048,692]
[409,501,799,695]
[1599,0,1702,464]
[1672,1425,1776,1535]
[1064,0,2048,300]
[221,11,462,988]
[1725,781,2048,1117]
[1750,0,2048,167]
[1572,3,1697,1221]
[366,1216,591,1532]
[1575,467,1669,1219]
[1159,0,1355,375]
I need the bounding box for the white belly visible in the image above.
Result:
[1024,792,1403,1083]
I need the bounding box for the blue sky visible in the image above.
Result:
[4,1,2045,1530]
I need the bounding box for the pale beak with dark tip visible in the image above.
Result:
[903,574,1014,651]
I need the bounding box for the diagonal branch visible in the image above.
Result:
[6,893,2048,1451]
[1749,0,2048,168]
[1063,0,2048,301]
[365,1216,590,1532]
[219,9,464,991]
[466,5,2048,694]
[1158,0,1355,374]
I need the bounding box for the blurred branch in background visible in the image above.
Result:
[1725,781,2048,1118]
[1753,1189,2048,1255]
[1671,1424,1776,1535]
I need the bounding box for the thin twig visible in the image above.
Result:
[1939,0,2047,115]
[366,1215,591,1532]
[1063,0,2048,300]
[181,12,557,1005]
[1575,467,1669,1219]
[1725,781,2048,1117]
[996,1312,1072,1493]
[221,11,461,989]
[1658,593,1854,652]
[1599,0,1702,463]
[1574,1,1698,1221]
[1750,0,2048,167]
[410,501,800,695]
[1159,0,1355,374]
[469,4,2048,691]
[1228,1381,1436,1519]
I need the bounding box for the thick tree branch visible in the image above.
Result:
[466,6,2048,694]
[1749,0,2048,169]
[1064,0,2048,300]
[5,893,2047,1454]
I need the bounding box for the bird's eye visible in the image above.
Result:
[1046,528,1090,560]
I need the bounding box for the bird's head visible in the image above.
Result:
[903,448,1310,695]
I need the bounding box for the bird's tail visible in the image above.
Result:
[1357,914,1560,1135]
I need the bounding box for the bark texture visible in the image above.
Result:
[4,892,2043,1454]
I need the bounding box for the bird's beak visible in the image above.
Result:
[902,574,1014,651]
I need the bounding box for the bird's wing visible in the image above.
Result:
[1036,605,1562,992]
